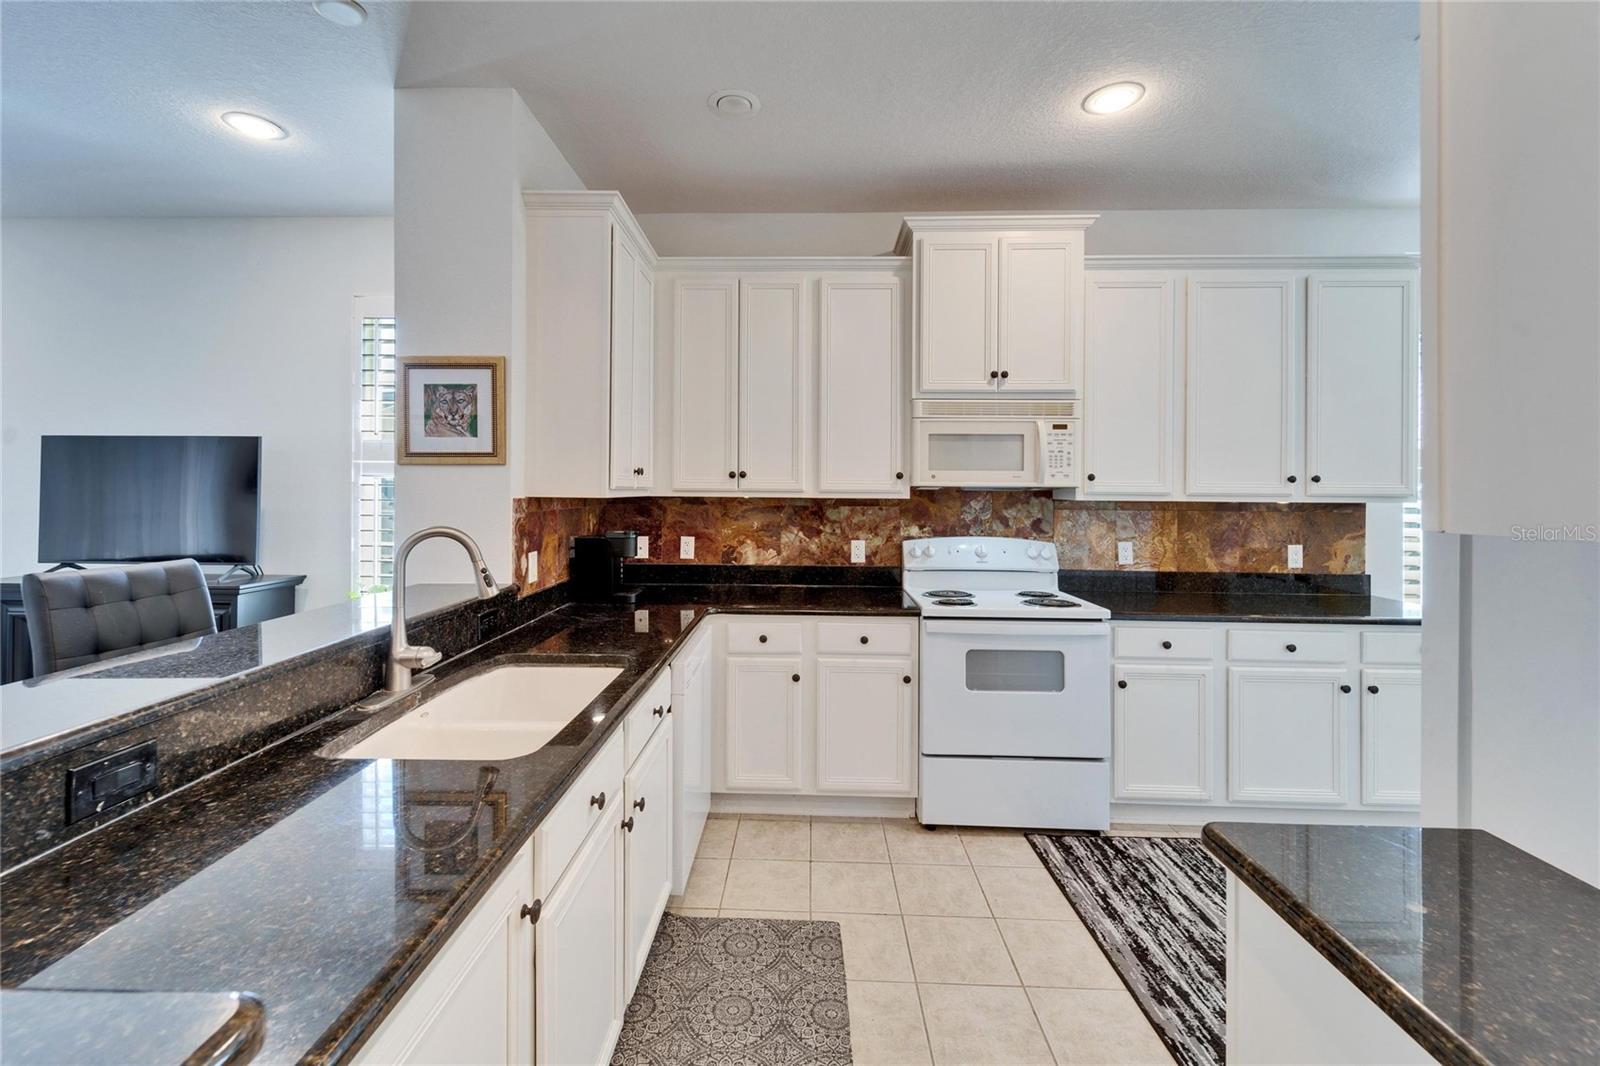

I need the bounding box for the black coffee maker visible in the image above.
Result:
[571,531,640,604]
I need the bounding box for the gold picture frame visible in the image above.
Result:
[396,355,507,465]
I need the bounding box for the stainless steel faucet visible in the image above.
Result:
[369,526,499,705]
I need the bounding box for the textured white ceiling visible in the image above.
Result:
[398,1,1421,212]
[2,1,1419,217]
[1,0,405,216]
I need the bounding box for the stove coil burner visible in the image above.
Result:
[926,590,971,598]
[931,598,976,607]
[1021,597,1079,608]
[1017,590,1060,598]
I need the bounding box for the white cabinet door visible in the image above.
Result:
[1186,275,1299,497]
[725,656,804,791]
[673,277,740,491]
[1113,665,1213,802]
[818,276,905,495]
[630,257,656,489]
[671,642,712,894]
[998,235,1082,393]
[738,277,807,493]
[1083,273,1180,496]
[1305,273,1418,498]
[1360,668,1421,806]
[624,720,673,996]
[609,229,642,491]
[536,818,623,1066]
[918,237,997,392]
[815,657,915,795]
[355,843,533,1065]
[1227,666,1349,805]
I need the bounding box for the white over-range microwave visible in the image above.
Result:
[911,399,1080,488]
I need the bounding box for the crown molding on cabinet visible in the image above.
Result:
[893,213,1100,255]
[522,190,659,265]
[1085,254,1421,272]
[657,256,910,274]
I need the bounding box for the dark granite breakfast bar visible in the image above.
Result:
[1204,822,1600,1066]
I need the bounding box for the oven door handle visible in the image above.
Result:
[922,620,1110,638]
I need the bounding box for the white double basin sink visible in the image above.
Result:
[337,663,623,761]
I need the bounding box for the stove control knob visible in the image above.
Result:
[1041,544,1057,561]
[1025,546,1041,560]
[974,546,989,560]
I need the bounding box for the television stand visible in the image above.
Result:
[44,562,86,572]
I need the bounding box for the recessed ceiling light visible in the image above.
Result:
[220,111,288,141]
[1082,81,1146,116]
[707,90,761,117]
[313,0,367,26]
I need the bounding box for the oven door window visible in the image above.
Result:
[927,432,1027,474]
[964,649,1065,692]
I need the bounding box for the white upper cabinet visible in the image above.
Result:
[1082,273,1180,497]
[525,191,658,497]
[737,277,808,493]
[818,275,906,495]
[900,215,1095,397]
[1185,274,1299,497]
[672,277,741,492]
[998,234,1084,393]
[1305,272,1418,498]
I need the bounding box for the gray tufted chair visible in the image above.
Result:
[21,560,219,675]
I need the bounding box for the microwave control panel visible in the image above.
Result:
[1038,420,1078,486]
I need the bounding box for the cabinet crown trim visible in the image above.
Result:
[522,190,658,264]
[658,256,909,274]
[1086,254,1421,271]
[894,213,1099,253]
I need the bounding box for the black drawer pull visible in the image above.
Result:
[759,634,768,643]
[896,471,905,479]
[1311,474,1322,483]
[1117,679,1128,689]
[792,673,801,683]
[860,635,869,645]
[590,791,606,810]
[1340,684,1352,694]
[902,675,912,684]
[989,370,999,379]
[1086,473,1096,481]
[633,796,647,812]
[1287,475,1298,484]
[1285,643,1297,653]
[1368,684,1380,695]
[520,900,542,924]
[621,816,635,833]
[652,705,665,718]
[1161,640,1172,650]
[728,470,737,479]
[666,704,673,715]
[738,470,747,478]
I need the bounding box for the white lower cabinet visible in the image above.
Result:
[1228,667,1349,806]
[623,721,673,996]
[1112,664,1213,801]
[815,656,915,794]
[1360,668,1422,806]
[536,801,625,1066]
[725,655,804,791]
[355,843,535,1065]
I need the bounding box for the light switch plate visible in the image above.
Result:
[637,536,649,559]
[1287,544,1304,569]
[679,535,696,560]
[1117,541,1134,566]
[526,550,538,584]
[850,539,866,564]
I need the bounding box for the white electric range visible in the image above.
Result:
[904,536,1112,831]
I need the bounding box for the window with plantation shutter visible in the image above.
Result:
[1403,350,1423,609]
[353,302,396,595]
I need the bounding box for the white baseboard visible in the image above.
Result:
[711,793,917,820]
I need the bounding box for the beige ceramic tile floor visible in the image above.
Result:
[668,816,1198,1065]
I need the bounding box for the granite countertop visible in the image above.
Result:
[0,587,914,1065]
[1204,822,1600,1066]
[0,989,264,1065]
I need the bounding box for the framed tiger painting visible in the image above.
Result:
[396,355,507,465]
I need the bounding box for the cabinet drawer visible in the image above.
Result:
[1362,630,1421,665]
[1227,628,1354,664]
[817,620,915,657]
[534,729,625,898]
[727,621,802,654]
[1113,626,1214,661]
[625,670,673,768]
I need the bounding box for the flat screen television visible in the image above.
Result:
[38,435,262,564]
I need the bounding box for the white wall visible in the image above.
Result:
[0,217,394,610]
[392,88,582,585]
[637,207,1420,258]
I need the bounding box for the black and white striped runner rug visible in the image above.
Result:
[1026,834,1225,1066]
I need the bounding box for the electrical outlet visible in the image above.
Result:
[634,609,649,633]
[636,536,649,559]
[850,539,866,564]
[1117,540,1135,566]
[526,550,538,584]
[1288,544,1304,569]
[679,535,696,560]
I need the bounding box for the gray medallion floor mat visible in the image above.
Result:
[612,913,851,1065]
[1026,833,1225,1066]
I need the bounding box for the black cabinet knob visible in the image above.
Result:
[1311,475,1322,483]
[1086,473,1096,481]
[621,816,635,833]
[1340,684,1352,694]
[728,470,737,479]
[1285,643,1297,653]
[1287,475,1298,484]
[590,791,606,810]
[1161,640,1172,650]
[1368,684,1380,694]
[999,370,1009,379]
[520,900,542,924]
[903,675,912,684]
[633,796,647,812]
[666,704,673,715]
[759,634,768,643]
[1117,679,1128,689]
[792,673,801,683]
[739,470,748,478]
[896,471,905,479]
[860,635,869,644]
[652,705,665,718]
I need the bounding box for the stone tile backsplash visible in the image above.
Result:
[512,492,1365,595]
